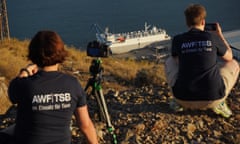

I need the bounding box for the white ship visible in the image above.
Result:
[94,23,171,54]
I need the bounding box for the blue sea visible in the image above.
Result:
[7,0,240,49]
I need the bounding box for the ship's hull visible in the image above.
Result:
[109,34,171,54]
[93,23,171,54]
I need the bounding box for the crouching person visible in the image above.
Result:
[165,4,239,118]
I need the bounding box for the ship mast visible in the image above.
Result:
[144,22,151,31]
[0,0,10,40]
[93,24,107,44]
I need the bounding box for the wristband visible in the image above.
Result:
[20,68,30,76]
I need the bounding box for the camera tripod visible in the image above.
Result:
[84,58,117,144]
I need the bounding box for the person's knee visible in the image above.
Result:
[165,56,175,64]
[229,59,240,79]
[224,59,240,74]
[165,57,178,71]
[233,59,240,73]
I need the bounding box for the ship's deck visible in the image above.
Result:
[224,30,240,49]
[223,29,240,60]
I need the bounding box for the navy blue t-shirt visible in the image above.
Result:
[8,71,87,144]
[171,28,227,101]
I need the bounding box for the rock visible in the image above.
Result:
[235,114,240,120]
[134,123,145,134]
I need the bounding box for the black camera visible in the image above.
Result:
[204,23,217,31]
[87,40,111,58]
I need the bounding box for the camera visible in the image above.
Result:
[87,40,111,58]
[204,23,217,31]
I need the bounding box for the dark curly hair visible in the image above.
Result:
[28,31,68,68]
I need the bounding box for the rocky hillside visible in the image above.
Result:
[1,70,240,144]
[0,39,240,144]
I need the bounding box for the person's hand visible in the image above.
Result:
[26,64,38,75]
[18,64,38,78]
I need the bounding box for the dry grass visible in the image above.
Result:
[0,38,167,86]
[103,58,165,85]
[0,77,12,115]
[0,39,30,81]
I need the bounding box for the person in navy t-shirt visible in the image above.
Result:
[8,31,99,144]
[165,4,239,118]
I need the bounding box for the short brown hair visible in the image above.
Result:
[184,4,206,27]
[28,31,68,68]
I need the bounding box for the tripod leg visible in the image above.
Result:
[94,90,106,121]
[97,89,112,128]
[97,89,117,144]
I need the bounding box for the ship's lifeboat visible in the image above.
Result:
[116,36,125,42]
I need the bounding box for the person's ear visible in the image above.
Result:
[201,19,205,26]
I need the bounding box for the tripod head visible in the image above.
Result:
[85,57,104,94]
[89,58,104,78]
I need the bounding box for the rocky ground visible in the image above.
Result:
[1,79,240,144]
[79,82,240,144]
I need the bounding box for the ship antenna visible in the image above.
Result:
[105,27,109,34]
[144,22,151,31]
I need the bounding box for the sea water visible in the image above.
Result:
[7,0,240,49]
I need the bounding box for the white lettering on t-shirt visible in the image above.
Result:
[181,40,212,53]
[32,93,71,111]
[32,93,71,103]
[181,40,212,49]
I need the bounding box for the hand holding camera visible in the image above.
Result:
[205,23,224,36]
[204,23,217,31]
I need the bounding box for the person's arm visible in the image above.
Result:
[215,23,233,61]
[8,64,38,103]
[74,105,98,144]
